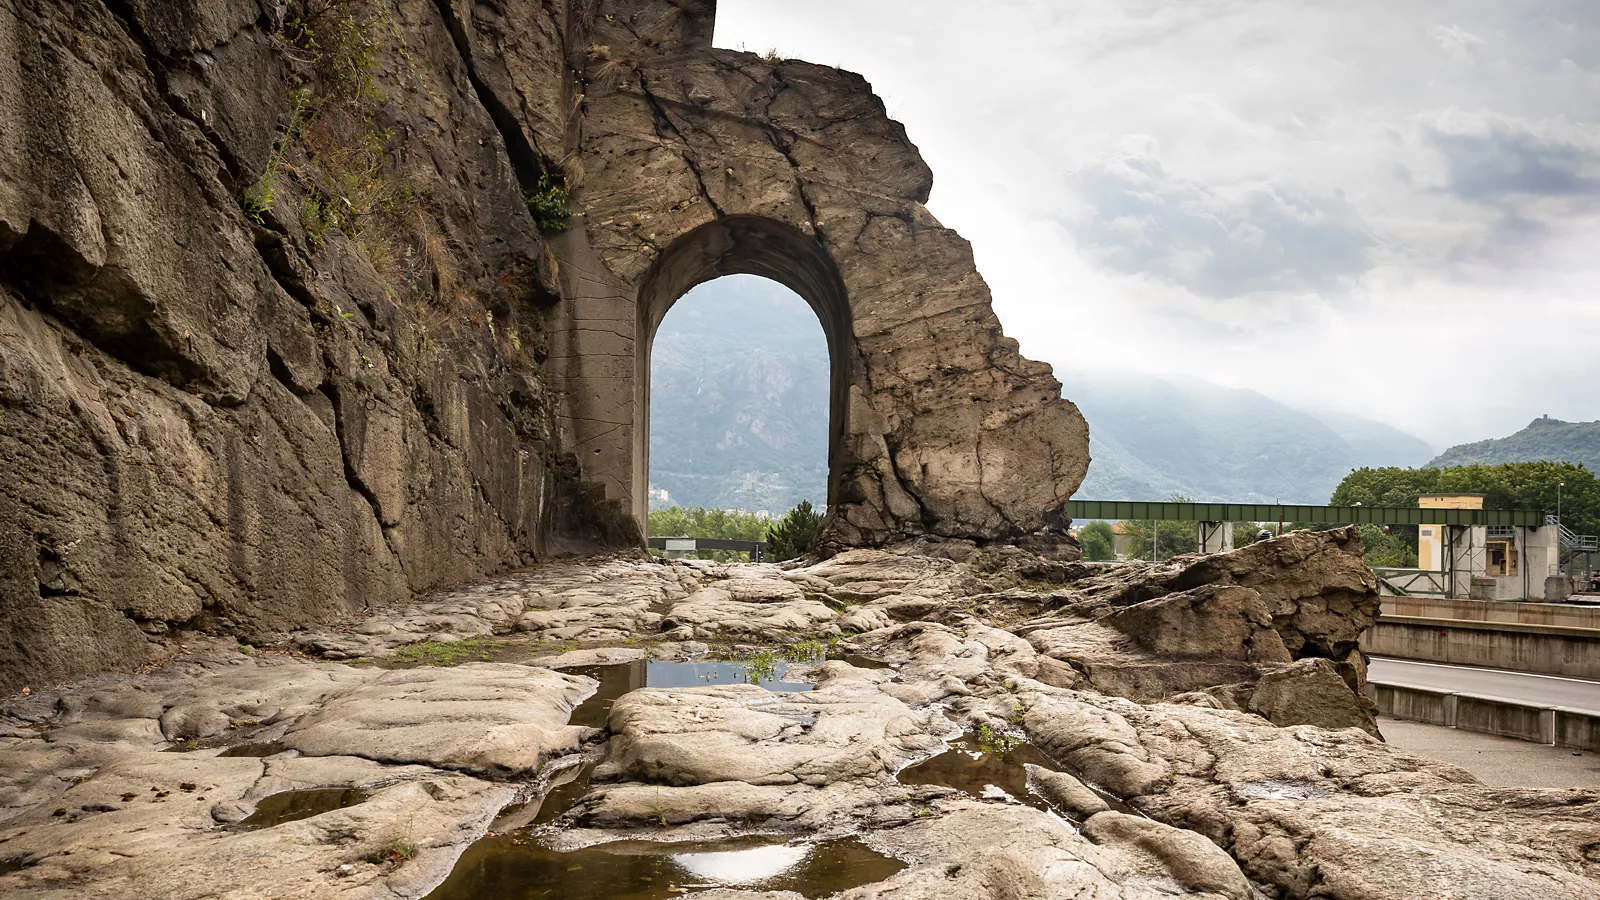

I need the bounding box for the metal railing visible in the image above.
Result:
[1373,567,1448,597]
[1546,516,1599,551]
[646,536,766,562]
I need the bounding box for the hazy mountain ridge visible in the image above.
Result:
[650,278,1439,511]
[1428,417,1600,471]
[1064,370,1435,503]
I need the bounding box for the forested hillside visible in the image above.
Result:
[1429,417,1600,471]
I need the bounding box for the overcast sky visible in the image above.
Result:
[715,1,1600,448]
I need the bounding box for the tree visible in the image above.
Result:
[1115,494,1201,562]
[766,500,823,561]
[1358,523,1418,568]
[1078,520,1116,561]
[1119,517,1198,562]
[646,505,770,561]
[1332,461,1600,538]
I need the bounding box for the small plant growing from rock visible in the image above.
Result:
[741,649,779,683]
[389,639,505,667]
[367,838,415,866]
[783,638,826,663]
[524,176,573,233]
[975,724,1021,758]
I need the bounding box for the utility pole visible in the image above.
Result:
[1559,482,1565,526]
[1152,521,1158,562]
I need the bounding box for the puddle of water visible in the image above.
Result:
[897,731,1138,818]
[236,788,366,829]
[568,659,813,729]
[423,834,904,900]
[218,741,288,758]
[535,761,595,826]
[897,732,1060,811]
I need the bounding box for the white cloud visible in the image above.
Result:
[1430,24,1487,60]
[714,0,1600,446]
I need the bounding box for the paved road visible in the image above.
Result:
[1379,716,1600,788]
[1369,657,1600,713]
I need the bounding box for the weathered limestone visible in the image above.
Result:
[1,0,1091,693]
[1020,526,1382,733]
[0,0,639,694]
[3,536,1600,898]
[446,0,1091,547]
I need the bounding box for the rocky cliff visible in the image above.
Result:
[0,0,1089,692]
[0,0,632,692]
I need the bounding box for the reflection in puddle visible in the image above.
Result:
[236,787,366,829]
[567,659,813,729]
[897,732,1060,811]
[423,835,904,900]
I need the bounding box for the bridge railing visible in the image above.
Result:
[1373,567,1448,597]
[646,536,767,562]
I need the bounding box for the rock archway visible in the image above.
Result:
[636,217,855,518]
[543,0,1091,547]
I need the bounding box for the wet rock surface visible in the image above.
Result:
[2,533,1598,898]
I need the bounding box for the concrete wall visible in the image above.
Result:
[1382,596,1600,629]
[1368,682,1599,750]
[1362,616,1600,679]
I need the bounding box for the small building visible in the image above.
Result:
[1417,493,1563,601]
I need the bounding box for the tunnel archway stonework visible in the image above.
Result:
[549,2,1091,547]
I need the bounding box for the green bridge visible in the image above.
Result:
[1064,500,1544,528]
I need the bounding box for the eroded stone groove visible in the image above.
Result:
[2,531,1597,899]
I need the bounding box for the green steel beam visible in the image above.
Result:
[1065,500,1544,528]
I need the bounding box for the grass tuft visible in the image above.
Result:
[389,638,506,667]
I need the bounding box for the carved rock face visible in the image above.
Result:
[537,5,1092,546]
[0,0,1090,693]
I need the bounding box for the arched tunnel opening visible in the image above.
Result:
[634,216,857,539]
[647,274,829,520]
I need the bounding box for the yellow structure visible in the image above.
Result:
[1418,493,1484,572]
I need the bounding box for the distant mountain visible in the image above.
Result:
[648,277,1439,513]
[648,276,828,515]
[1313,409,1437,470]
[1063,371,1435,504]
[1428,417,1600,471]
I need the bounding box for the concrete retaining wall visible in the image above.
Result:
[1361,616,1600,679]
[1368,682,1598,750]
[1382,597,1600,629]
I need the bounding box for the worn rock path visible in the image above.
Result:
[2,532,1597,898]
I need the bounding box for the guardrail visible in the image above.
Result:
[1373,568,1448,597]
[646,536,766,562]
[1367,680,1600,751]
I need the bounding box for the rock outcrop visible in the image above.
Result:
[0,0,1087,692]
[1022,527,1381,733]
[4,537,1595,899]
